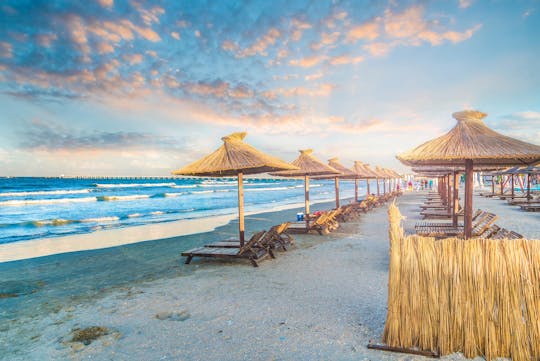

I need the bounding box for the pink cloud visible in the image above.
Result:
[123,53,144,65]
[304,72,323,81]
[347,21,379,42]
[227,28,282,58]
[96,42,115,54]
[311,31,340,51]
[0,41,12,58]
[263,83,335,98]
[329,55,364,65]
[36,33,57,47]
[96,0,113,8]
[362,42,391,56]
[289,55,327,67]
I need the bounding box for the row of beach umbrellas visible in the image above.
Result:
[172,132,401,246]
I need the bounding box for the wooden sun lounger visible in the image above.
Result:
[416,211,497,238]
[260,222,294,251]
[182,231,271,267]
[490,227,523,239]
[415,210,481,230]
[519,203,540,212]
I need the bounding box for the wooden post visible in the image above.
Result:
[376,178,380,196]
[335,176,340,208]
[491,175,495,195]
[527,173,531,201]
[383,178,386,194]
[500,174,504,195]
[304,174,310,215]
[447,174,451,212]
[366,179,370,195]
[464,160,474,239]
[511,174,515,198]
[354,178,358,202]
[453,171,459,227]
[238,172,245,247]
[305,174,310,229]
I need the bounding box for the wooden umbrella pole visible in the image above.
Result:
[500,174,504,195]
[383,178,386,194]
[511,174,515,198]
[491,175,495,194]
[376,178,380,196]
[304,174,310,228]
[527,173,531,201]
[366,179,370,196]
[238,172,245,247]
[335,176,340,208]
[464,160,474,239]
[447,174,451,212]
[354,178,359,202]
[453,171,459,227]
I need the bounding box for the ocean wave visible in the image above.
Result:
[0,189,90,197]
[150,211,164,215]
[163,192,184,197]
[32,219,76,227]
[0,197,97,206]
[81,216,120,223]
[93,182,176,188]
[97,195,150,201]
[127,213,143,218]
[171,184,197,189]
[191,190,213,194]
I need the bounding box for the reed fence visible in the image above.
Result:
[382,203,540,360]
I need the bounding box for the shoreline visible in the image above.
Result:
[0,197,340,263]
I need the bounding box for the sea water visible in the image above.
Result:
[0,177,361,246]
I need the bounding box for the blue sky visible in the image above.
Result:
[0,0,539,176]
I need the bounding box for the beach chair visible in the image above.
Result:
[260,222,294,251]
[415,211,497,238]
[182,231,271,267]
[415,209,482,230]
[519,203,540,212]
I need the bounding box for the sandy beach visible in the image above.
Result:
[1,190,538,361]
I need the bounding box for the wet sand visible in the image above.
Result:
[2,190,537,360]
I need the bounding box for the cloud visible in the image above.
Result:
[223,28,281,58]
[123,53,144,65]
[311,31,340,51]
[290,18,312,42]
[97,0,114,9]
[0,41,12,58]
[263,83,335,99]
[329,55,364,66]
[363,42,391,56]
[289,55,327,67]
[347,21,379,42]
[18,119,181,151]
[458,0,473,9]
[171,31,180,40]
[491,111,540,143]
[304,72,323,81]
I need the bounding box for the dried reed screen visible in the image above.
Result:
[383,203,540,361]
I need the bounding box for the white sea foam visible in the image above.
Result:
[94,182,176,188]
[97,195,150,201]
[0,197,97,206]
[171,185,197,189]
[81,216,120,223]
[150,211,164,215]
[0,189,90,197]
[128,213,143,218]
[163,192,184,197]
[191,190,213,194]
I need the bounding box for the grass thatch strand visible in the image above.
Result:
[382,204,540,360]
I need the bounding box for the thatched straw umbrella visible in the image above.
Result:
[397,110,540,238]
[270,149,339,225]
[352,161,377,199]
[172,132,298,246]
[324,158,357,208]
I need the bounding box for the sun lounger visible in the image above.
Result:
[490,228,523,239]
[415,210,481,230]
[287,210,336,235]
[260,222,294,251]
[182,231,271,267]
[416,211,497,238]
[519,203,540,212]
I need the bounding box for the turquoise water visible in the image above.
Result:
[0,177,375,245]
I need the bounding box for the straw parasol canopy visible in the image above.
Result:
[172,132,298,246]
[397,110,540,168]
[173,132,298,176]
[270,149,339,219]
[322,158,357,207]
[397,110,540,238]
